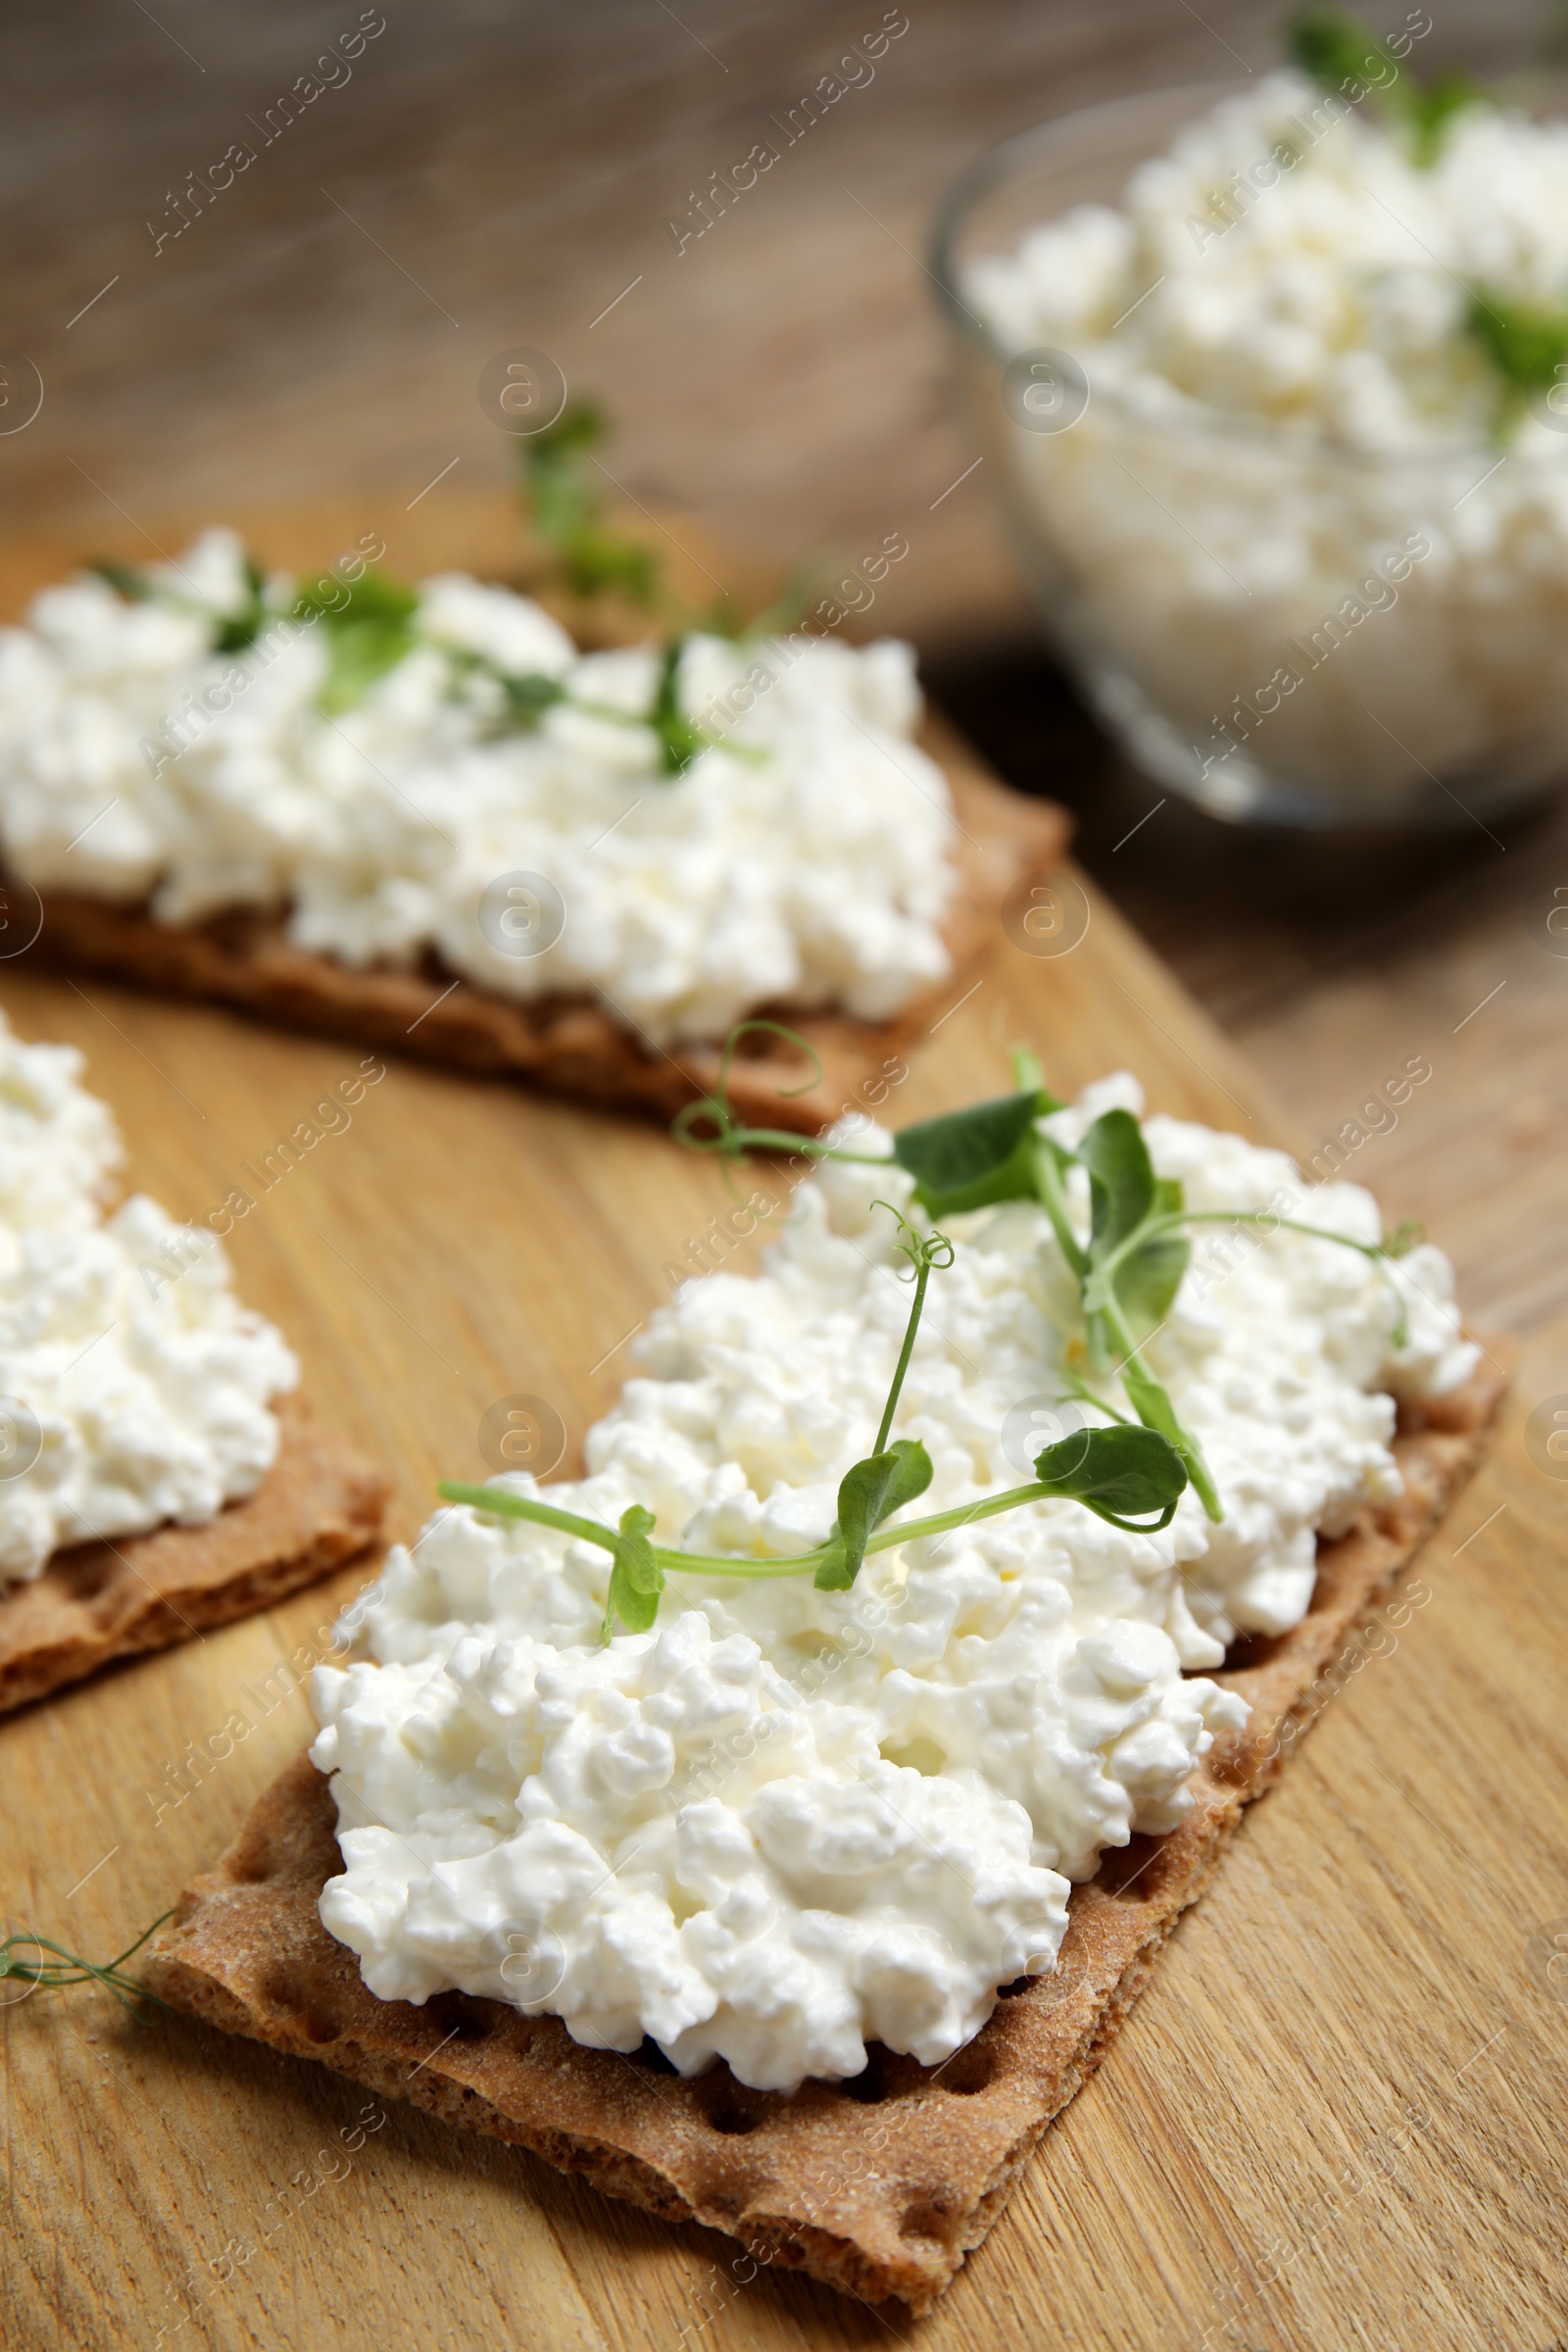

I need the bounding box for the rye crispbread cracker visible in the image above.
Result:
[142,1359,1506,2312]
[0,1395,387,1714]
[16,764,1067,1135]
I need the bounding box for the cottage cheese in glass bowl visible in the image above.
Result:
[933,68,1568,827]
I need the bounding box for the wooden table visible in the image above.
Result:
[0,499,1563,2344]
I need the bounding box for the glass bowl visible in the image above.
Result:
[930,80,1568,831]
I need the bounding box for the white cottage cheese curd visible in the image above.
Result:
[967,74,1568,814]
[0,1006,297,1583]
[310,1076,1473,2091]
[0,1009,122,1249]
[0,535,956,1044]
[0,1196,297,1583]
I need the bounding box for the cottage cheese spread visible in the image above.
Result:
[0,1013,122,1249]
[967,74,1568,814]
[0,1009,297,1584]
[0,536,957,1045]
[974,73,1568,451]
[309,1077,1473,2091]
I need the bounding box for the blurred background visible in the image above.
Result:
[4,0,1566,1327]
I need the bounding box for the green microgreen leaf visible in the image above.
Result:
[316,618,419,712]
[1287,10,1481,165]
[292,566,420,631]
[604,1503,663,1641]
[292,567,421,714]
[1465,292,1568,437]
[442,645,569,728]
[1031,1424,1187,1533]
[1288,8,1400,97]
[816,1439,934,1592]
[518,400,663,610]
[892,1088,1062,1218]
[498,669,570,720]
[1068,1111,1220,1516]
[88,559,156,602]
[1110,1175,1190,1341]
[213,554,269,653]
[90,553,270,652]
[1080,1108,1155,1261]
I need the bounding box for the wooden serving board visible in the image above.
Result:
[0,505,1564,2352]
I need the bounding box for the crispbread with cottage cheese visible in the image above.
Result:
[0,1395,387,1714]
[140,1356,1505,2313]
[14,761,1066,1134]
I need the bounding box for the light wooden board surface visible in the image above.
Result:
[0,513,1564,2352]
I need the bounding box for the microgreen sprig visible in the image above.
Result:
[91,549,746,780]
[1288,15,1568,438]
[292,566,421,711]
[88,557,270,655]
[813,1204,950,1593]
[515,401,834,654]
[673,1023,1429,1528]
[516,401,666,612]
[437,1191,1190,1640]
[1287,10,1481,167]
[1464,295,1568,443]
[0,1911,173,2015]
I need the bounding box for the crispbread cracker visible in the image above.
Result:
[16,763,1067,1134]
[143,1359,1506,2312]
[0,1395,387,1714]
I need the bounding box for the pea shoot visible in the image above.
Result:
[670,1025,1425,1543]
[0,1912,172,2015]
[89,551,740,778]
[439,1189,1190,1641]
[515,400,664,612]
[1285,11,1568,437]
[1287,10,1480,167]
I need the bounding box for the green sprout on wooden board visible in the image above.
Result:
[0,1912,172,2015]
